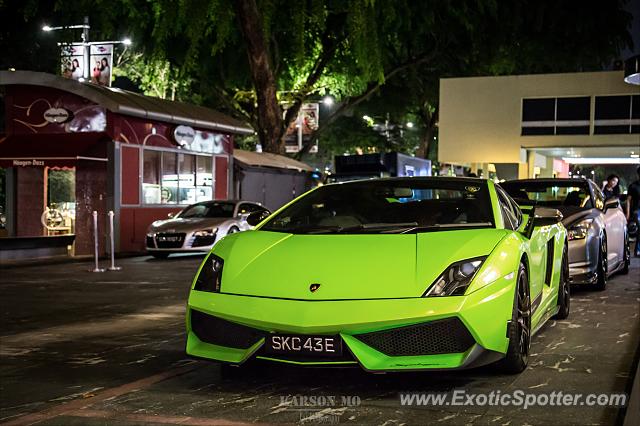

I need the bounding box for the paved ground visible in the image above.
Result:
[0,255,638,426]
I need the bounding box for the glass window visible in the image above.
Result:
[495,186,517,230]
[178,154,196,205]
[260,179,495,234]
[522,97,590,136]
[143,150,161,204]
[161,152,178,204]
[142,150,214,205]
[237,203,265,214]
[177,201,236,218]
[502,181,593,209]
[594,95,639,134]
[196,156,213,202]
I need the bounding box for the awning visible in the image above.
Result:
[234,149,313,172]
[0,71,254,135]
[0,133,108,167]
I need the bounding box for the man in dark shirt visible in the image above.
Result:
[627,166,640,256]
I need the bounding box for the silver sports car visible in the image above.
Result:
[502,178,629,290]
[146,200,270,259]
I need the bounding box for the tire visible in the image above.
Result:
[553,245,570,320]
[498,263,531,374]
[228,226,240,235]
[151,252,170,259]
[621,233,630,275]
[594,236,607,291]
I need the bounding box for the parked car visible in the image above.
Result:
[502,178,629,290]
[146,200,270,259]
[186,177,569,373]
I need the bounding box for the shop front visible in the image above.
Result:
[0,71,253,261]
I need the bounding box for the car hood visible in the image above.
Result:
[149,217,231,233]
[214,229,507,300]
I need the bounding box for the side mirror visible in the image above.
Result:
[533,207,563,227]
[167,212,175,219]
[246,210,270,227]
[603,198,620,213]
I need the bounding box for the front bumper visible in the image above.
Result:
[567,237,598,284]
[146,231,217,253]
[185,275,515,371]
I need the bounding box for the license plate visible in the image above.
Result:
[265,334,342,357]
[159,236,180,241]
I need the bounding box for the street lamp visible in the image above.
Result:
[42,16,91,79]
[322,95,334,106]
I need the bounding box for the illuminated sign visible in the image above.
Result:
[43,108,71,124]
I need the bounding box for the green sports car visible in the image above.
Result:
[186,177,569,373]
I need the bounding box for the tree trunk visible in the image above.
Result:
[416,104,438,159]
[234,0,284,154]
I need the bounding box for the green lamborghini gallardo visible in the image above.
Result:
[186,177,569,373]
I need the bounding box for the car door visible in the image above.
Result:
[496,186,545,312]
[592,182,625,268]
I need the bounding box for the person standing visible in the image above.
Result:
[602,174,620,199]
[626,166,640,256]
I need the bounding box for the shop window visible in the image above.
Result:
[594,95,639,134]
[522,97,590,136]
[196,155,213,202]
[142,150,214,205]
[45,168,75,235]
[142,150,161,204]
[161,152,178,204]
[178,153,196,204]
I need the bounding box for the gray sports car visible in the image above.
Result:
[502,178,629,290]
[146,200,270,259]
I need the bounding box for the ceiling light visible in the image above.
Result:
[563,157,640,164]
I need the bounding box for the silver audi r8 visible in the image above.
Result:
[146,200,270,259]
[502,178,629,290]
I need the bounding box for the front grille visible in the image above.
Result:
[192,234,217,247]
[146,236,155,248]
[154,233,185,249]
[190,309,264,349]
[353,317,475,356]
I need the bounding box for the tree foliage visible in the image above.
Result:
[1,0,633,158]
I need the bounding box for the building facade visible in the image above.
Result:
[439,71,639,180]
[0,71,252,260]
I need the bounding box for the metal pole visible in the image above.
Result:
[89,210,105,272]
[107,211,121,271]
[82,16,90,79]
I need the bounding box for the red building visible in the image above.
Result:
[0,71,252,261]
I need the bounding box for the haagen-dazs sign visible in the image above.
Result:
[174,125,196,146]
[44,108,72,124]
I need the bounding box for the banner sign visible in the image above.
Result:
[284,103,319,153]
[61,43,114,86]
[89,44,113,86]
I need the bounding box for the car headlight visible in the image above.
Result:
[194,254,224,293]
[423,257,487,297]
[567,218,593,241]
[193,228,217,237]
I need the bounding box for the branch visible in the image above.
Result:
[294,50,438,159]
[282,31,345,132]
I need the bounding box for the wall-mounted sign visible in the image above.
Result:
[44,108,72,124]
[174,125,196,146]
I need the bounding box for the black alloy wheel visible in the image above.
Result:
[595,236,608,291]
[553,245,570,319]
[498,263,531,374]
[621,233,630,275]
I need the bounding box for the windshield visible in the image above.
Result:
[260,179,495,234]
[501,181,593,208]
[178,202,236,218]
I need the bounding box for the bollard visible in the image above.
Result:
[89,210,105,272]
[107,211,121,271]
